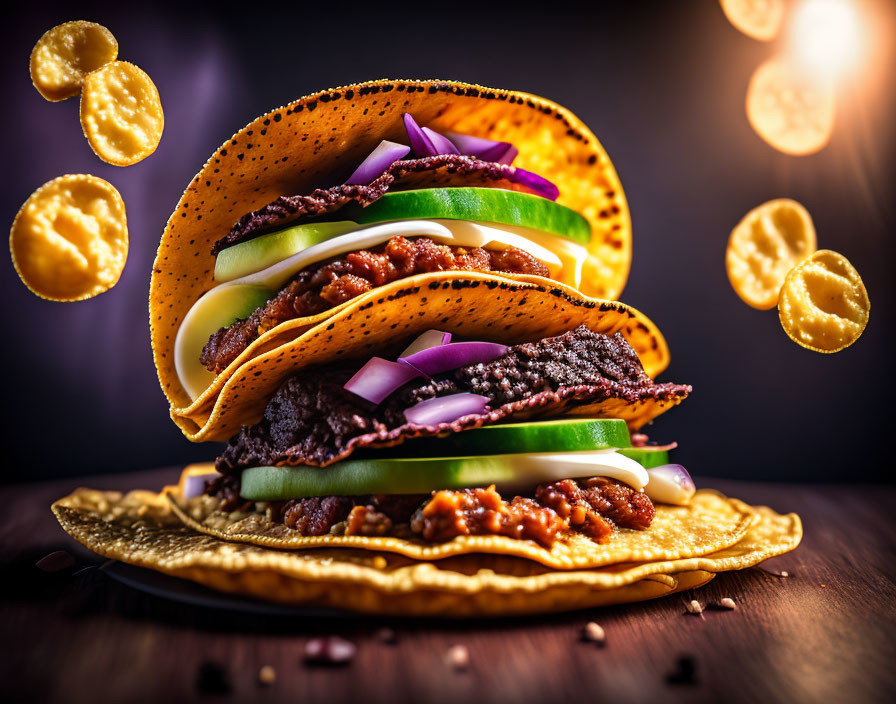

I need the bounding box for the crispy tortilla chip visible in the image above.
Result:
[167,485,756,570]
[171,271,675,442]
[52,484,800,616]
[151,79,632,414]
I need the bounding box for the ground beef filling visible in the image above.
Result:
[208,476,654,547]
[200,235,549,374]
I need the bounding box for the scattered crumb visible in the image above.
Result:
[258,665,276,686]
[196,662,231,694]
[304,636,357,665]
[758,564,790,578]
[372,556,387,569]
[719,597,737,610]
[377,627,398,644]
[686,599,703,615]
[445,644,469,671]
[35,551,75,573]
[666,656,698,686]
[581,621,606,645]
[820,584,826,588]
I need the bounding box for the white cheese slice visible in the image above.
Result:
[493,449,649,491]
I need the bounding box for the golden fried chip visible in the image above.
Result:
[30,21,118,101]
[167,485,757,570]
[746,58,836,156]
[51,485,801,616]
[778,249,869,352]
[726,198,817,309]
[80,61,164,166]
[719,0,785,41]
[10,174,128,301]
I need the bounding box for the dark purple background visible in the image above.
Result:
[2,1,894,483]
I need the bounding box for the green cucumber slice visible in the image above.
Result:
[399,419,631,457]
[617,447,671,469]
[353,188,592,244]
[239,449,647,501]
[214,221,359,282]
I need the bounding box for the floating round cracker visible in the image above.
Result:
[51,484,801,616]
[80,61,164,166]
[726,198,817,309]
[10,174,128,301]
[746,58,836,156]
[719,0,785,42]
[150,80,633,418]
[778,249,869,353]
[30,21,118,102]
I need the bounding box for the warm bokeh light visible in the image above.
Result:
[719,0,786,41]
[746,58,836,155]
[789,0,864,80]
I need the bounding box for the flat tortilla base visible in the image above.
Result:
[168,488,759,570]
[51,485,801,617]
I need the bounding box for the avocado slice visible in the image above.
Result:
[353,188,592,244]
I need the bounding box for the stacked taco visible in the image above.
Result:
[53,80,801,615]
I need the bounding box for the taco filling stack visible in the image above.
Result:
[52,80,801,615]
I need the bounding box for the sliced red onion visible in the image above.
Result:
[344,357,422,404]
[447,132,518,165]
[404,393,490,426]
[345,140,411,185]
[489,143,519,165]
[183,472,220,500]
[399,329,452,358]
[403,113,437,157]
[399,341,508,376]
[509,168,560,201]
[645,465,696,506]
[421,127,459,155]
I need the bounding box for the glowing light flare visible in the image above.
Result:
[789,0,865,80]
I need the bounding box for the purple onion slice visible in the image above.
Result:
[399,329,452,358]
[509,168,560,201]
[421,127,460,155]
[645,464,696,506]
[404,393,490,426]
[447,132,518,165]
[344,357,422,404]
[398,341,508,377]
[345,140,411,185]
[183,472,220,500]
[487,143,519,165]
[403,113,437,157]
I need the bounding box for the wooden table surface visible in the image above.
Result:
[1,467,894,704]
